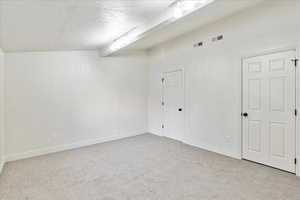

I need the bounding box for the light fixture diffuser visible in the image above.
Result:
[172,0,215,19]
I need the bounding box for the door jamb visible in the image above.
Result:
[296,46,300,177]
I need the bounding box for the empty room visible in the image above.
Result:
[0,0,300,199]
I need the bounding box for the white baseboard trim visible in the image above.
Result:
[0,160,4,174]
[5,131,146,163]
[182,139,241,160]
[149,132,241,160]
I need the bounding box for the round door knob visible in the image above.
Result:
[242,113,248,117]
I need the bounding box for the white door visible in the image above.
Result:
[162,69,185,140]
[242,50,296,173]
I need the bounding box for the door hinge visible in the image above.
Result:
[292,59,299,67]
[162,101,165,106]
[161,78,165,83]
[295,109,298,116]
[295,158,297,165]
[162,124,164,129]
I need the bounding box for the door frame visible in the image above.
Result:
[296,46,300,176]
[241,46,300,176]
[161,68,186,140]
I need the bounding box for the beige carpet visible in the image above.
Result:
[0,134,300,200]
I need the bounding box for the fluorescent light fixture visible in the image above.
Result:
[173,0,215,19]
[109,28,138,52]
[173,1,184,19]
[181,1,198,11]
[107,0,215,54]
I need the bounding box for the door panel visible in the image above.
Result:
[269,122,286,157]
[248,79,261,110]
[162,69,184,141]
[269,77,285,112]
[248,120,262,152]
[243,50,296,173]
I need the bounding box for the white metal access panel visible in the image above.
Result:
[242,50,296,173]
[162,69,185,141]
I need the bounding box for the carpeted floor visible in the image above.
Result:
[0,133,300,200]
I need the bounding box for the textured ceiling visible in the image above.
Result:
[0,0,173,52]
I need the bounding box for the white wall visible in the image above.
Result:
[2,1,300,170]
[5,51,148,161]
[148,3,300,159]
[0,48,4,172]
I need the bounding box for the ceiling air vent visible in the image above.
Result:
[212,35,224,42]
[193,42,204,48]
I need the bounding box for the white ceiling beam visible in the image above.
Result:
[100,0,215,57]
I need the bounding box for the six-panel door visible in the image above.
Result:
[243,51,296,173]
